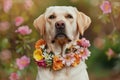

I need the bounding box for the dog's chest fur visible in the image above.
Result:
[36,61,89,80]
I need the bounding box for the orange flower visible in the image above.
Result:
[35,39,46,49]
[72,54,80,67]
[53,56,64,70]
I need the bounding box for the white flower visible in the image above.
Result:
[40,45,45,49]
[43,50,53,60]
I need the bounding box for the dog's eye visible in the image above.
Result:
[49,15,56,19]
[65,14,73,19]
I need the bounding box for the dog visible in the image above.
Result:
[33,6,91,80]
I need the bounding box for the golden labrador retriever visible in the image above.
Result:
[34,6,91,80]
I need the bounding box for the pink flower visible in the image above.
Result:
[80,48,91,60]
[36,60,46,67]
[15,25,32,35]
[77,38,90,48]
[0,49,11,61]
[16,55,30,70]
[106,48,115,59]
[0,21,10,32]
[94,37,105,49]
[61,54,75,66]
[3,0,12,13]
[15,16,24,26]
[9,72,19,80]
[24,0,33,10]
[100,1,112,14]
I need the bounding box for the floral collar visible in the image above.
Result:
[33,38,91,71]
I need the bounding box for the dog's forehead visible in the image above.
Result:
[45,6,76,16]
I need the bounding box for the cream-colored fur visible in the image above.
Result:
[34,6,91,80]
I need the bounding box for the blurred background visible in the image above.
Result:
[0,0,120,80]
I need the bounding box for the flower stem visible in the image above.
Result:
[109,13,117,34]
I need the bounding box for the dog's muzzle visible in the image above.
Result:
[55,20,66,38]
[52,20,71,44]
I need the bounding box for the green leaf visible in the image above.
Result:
[16,47,23,53]
[26,44,31,50]
[1,38,10,49]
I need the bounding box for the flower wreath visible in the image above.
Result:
[33,38,91,71]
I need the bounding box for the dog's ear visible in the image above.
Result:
[75,8,91,35]
[33,14,45,36]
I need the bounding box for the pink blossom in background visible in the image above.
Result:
[9,72,19,80]
[100,1,112,14]
[15,25,32,35]
[16,55,30,70]
[3,0,12,13]
[106,48,115,59]
[77,38,90,47]
[15,16,24,26]
[0,21,10,32]
[24,0,33,10]
[0,49,11,61]
[94,37,105,49]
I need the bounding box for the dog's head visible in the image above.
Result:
[34,6,91,45]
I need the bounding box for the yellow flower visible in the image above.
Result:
[33,49,43,61]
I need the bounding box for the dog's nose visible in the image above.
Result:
[55,20,65,29]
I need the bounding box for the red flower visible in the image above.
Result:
[36,60,46,67]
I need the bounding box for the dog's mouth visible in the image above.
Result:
[52,33,71,44]
[55,33,67,38]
